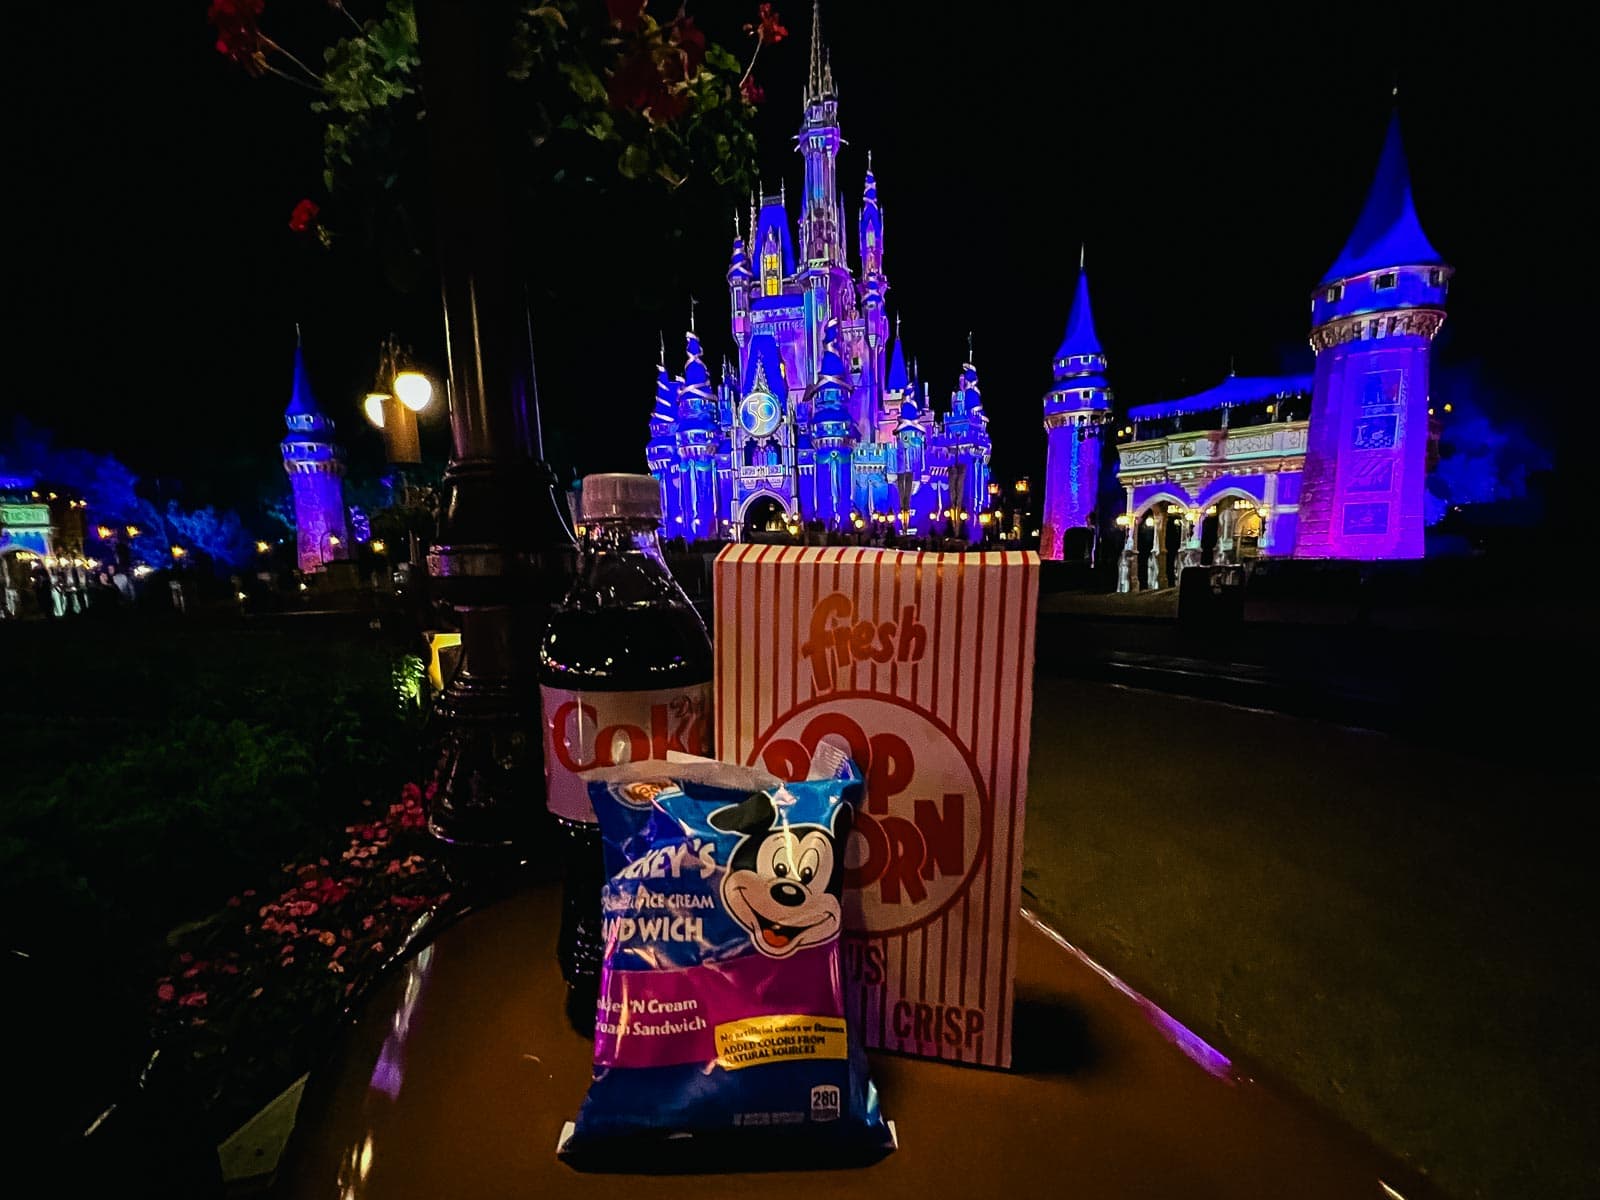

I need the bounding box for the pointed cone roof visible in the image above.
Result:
[886,332,909,392]
[727,233,753,281]
[1054,269,1103,368]
[961,362,984,415]
[652,360,678,424]
[1322,110,1444,284]
[863,166,878,208]
[741,333,789,400]
[285,340,322,418]
[813,320,853,413]
[681,330,711,401]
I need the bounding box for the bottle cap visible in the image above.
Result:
[579,473,661,522]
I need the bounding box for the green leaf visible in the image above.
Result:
[618,142,651,180]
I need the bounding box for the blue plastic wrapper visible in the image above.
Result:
[557,759,894,1163]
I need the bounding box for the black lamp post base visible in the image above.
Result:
[425,604,549,862]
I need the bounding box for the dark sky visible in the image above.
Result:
[11,3,1577,515]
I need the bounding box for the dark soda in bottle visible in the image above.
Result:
[539,473,713,1026]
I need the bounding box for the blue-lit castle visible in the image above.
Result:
[646,4,992,542]
[1041,109,1451,580]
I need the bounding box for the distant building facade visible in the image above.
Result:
[646,4,993,543]
[1039,112,1451,584]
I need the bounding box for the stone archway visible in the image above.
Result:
[737,493,791,541]
[1134,495,1192,589]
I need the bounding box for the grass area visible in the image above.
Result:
[1022,676,1598,1200]
[1,617,427,1143]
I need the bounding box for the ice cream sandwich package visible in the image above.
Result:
[557,759,894,1160]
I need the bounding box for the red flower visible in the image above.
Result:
[605,0,646,30]
[400,782,422,805]
[226,895,241,908]
[208,0,266,75]
[740,76,765,105]
[674,16,707,75]
[156,982,176,1003]
[178,990,208,1009]
[288,198,320,233]
[745,4,789,45]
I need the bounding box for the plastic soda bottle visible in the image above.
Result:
[539,473,713,1020]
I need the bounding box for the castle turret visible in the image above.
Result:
[1295,111,1449,560]
[647,345,680,525]
[809,319,857,526]
[943,354,993,540]
[727,215,754,362]
[1040,255,1113,561]
[675,329,719,540]
[280,334,350,574]
[858,157,889,434]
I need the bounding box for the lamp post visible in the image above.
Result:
[362,334,434,508]
[415,0,574,857]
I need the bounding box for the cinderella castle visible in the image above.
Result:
[645,4,992,542]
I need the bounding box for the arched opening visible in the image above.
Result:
[741,495,789,542]
[1199,494,1260,565]
[1134,500,1190,588]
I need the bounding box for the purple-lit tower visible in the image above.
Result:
[281,337,350,573]
[1040,259,1112,561]
[1295,113,1450,560]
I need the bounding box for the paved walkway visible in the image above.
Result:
[1022,677,1597,1200]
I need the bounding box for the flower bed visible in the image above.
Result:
[151,783,452,1140]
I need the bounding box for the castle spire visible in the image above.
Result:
[886,321,909,393]
[1053,265,1104,373]
[1322,109,1443,284]
[285,333,322,418]
[806,0,826,104]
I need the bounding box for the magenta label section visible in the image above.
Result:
[594,947,844,1069]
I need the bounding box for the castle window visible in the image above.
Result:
[1429,268,1444,286]
[1325,285,1343,303]
[1375,272,1397,291]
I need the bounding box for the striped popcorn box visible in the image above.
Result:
[713,546,1039,1069]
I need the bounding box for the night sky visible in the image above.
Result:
[12,3,1577,517]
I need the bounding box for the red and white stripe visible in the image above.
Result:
[713,546,1038,1069]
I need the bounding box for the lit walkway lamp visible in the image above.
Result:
[362,334,434,467]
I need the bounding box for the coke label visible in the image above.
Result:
[541,684,712,823]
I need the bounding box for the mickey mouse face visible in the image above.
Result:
[711,793,844,959]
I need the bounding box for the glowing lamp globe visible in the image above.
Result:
[393,371,433,412]
[363,393,389,429]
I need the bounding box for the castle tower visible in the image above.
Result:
[858,157,889,438]
[727,215,754,366]
[1040,257,1112,561]
[798,1,849,392]
[1295,111,1450,560]
[942,356,992,540]
[675,329,719,540]
[280,334,350,574]
[809,318,857,526]
[646,345,680,525]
